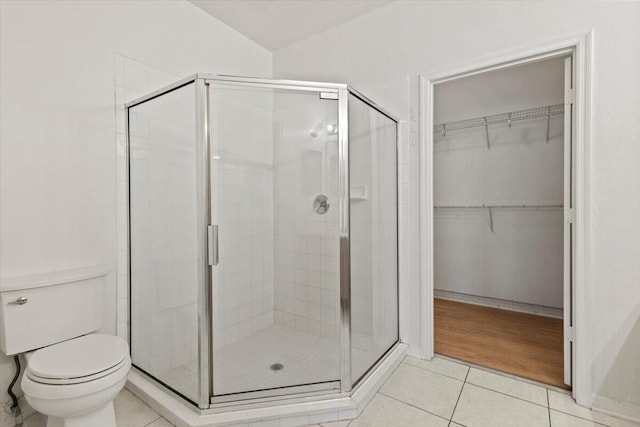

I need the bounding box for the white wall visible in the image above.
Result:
[0,0,271,407]
[434,58,565,309]
[274,0,640,414]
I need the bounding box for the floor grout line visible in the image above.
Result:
[448,368,470,424]
[463,381,550,409]
[143,415,162,426]
[547,408,616,427]
[547,389,552,426]
[402,359,469,382]
[436,353,571,394]
[377,391,451,423]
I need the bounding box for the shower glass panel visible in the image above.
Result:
[348,94,399,384]
[127,76,400,408]
[208,84,341,397]
[128,83,201,403]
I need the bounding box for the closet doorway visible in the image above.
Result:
[430,55,574,389]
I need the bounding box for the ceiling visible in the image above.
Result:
[189,0,393,51]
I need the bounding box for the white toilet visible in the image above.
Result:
[0,267,131,427]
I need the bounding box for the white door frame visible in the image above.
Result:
[418,32,593,406]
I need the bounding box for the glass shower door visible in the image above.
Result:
[207,82,341,399]
[348,93,399,385]
[129,82,202,404]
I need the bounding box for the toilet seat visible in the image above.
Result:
[27,358,129,385]
[26,334,129,385]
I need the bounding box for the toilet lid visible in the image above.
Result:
[28,334,129,382]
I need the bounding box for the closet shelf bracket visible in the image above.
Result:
[484,117,490,149]
[488,207,494,233]
[545,106,551,143]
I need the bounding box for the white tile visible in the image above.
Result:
[349,393,448,427]
[114,389,161,427]
[114,55,124,85]
[452,383,550,427]
[320,421,350,427]
[338,409,358,419]
[549,391,600,421]
[551,410,600,427]
[379,362,463,419]
[124,61,149,93]
[403,355,469,381]
[146,417,175,427]
[117,274,127,298]
[248,419,279,427]
[310,412,338,424]
[117,297,128,323]
[22,413,47,427]
[548,391,640,427]
[465,367,548,406]
[117,322,128,340]
[279,414,311,427]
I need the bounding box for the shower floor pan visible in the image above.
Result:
[162,325,391,398]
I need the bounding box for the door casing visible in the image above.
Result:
[418,32,593,406]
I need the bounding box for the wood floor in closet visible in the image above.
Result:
[434,298,569,389]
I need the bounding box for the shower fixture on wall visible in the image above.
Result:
[313,194,330,214]
[310,122,339,137]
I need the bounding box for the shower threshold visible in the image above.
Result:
[127,342,407,427]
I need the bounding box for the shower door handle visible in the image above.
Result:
[208,225,219,266]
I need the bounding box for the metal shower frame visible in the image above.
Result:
[125,74,401,410]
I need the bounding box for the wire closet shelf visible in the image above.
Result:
[435,103,565,148]
[434,104,564,135]
[433,103,567,230]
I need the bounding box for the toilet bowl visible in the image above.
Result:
[21,334,131,427]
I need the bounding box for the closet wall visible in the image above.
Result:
[434,58,565,310]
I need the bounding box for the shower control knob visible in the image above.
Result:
[314,195,330,215]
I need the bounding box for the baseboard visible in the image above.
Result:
[435,289,563,318]
[591,395,640,424]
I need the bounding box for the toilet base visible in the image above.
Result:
[45,401,116,427]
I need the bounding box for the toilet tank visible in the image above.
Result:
[0,266,106,355]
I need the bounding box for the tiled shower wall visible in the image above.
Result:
[209,86,275,350]
[117,72,277,361]
[272,93,341,342]
[128,84,199,388]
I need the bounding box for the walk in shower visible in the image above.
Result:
[126,75,399,411]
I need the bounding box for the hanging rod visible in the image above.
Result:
[434,104,564,136]
[434,204,564,232]
[434,204,563,209]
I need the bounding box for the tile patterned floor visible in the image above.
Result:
[21,356,640,427]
